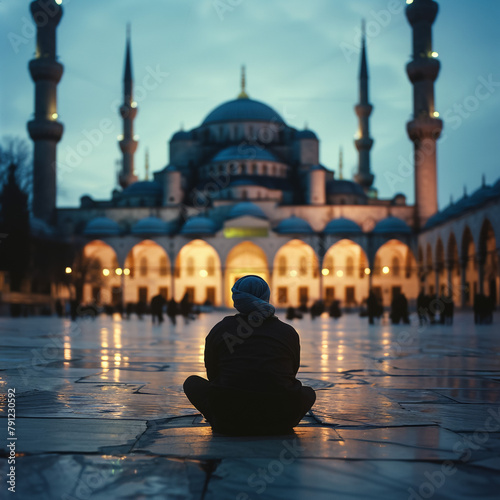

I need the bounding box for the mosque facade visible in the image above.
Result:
[25,0,499,310]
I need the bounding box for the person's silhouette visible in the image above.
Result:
[183,275,316,435]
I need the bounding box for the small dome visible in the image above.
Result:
[122,181,163,198]
[171,130,192,142]
[202,98,285,125]
[373,216,412,235]
[295,129,318,140]
[228,202,267,220]
[210,145,279,163]
[84,217,121,236]
[30,217,54,236]
[326,180,367,197]
[181,216,217,235]
[131,217,171,235]
[275,216,313,234]
[324,218,362,235]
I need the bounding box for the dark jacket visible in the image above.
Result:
[204,314,302,394]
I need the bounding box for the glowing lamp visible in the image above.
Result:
[55,0,62,4]
[199,269,208,278]
[431,51,439,58]
[433,111,440,118]
[102,268,110,277]
[123,268,131,276]
[290,270,298,277]
[115,268,123,276]
[364,268,371,275]
[406,0,413,4]
[65,267,72,274]
[382,266,390,275]
[336,270,344,278]
[131,101,137,108]
[51,112,58,119]
[321,268,330,276]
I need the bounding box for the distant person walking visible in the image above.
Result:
[151,294,167,325]
[180,292,192,324]
[167,298,178,325]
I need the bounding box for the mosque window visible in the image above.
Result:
[139,257,148,277]
[278,256,287,276]
[207,256,215,277]
[187,256,195,277]
[159,256,168,276]
[272,165,277,176]
[252,164,258,175]
[263,165,268,175]
[278,287,288,304]
[299,256,307,276]
[346,256,354,277]
[392,257,401,277]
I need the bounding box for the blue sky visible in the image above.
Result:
[1,0,499,208]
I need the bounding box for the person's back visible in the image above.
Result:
[183,275,315,436]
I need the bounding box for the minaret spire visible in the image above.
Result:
[406,0,443,228]
[354,21,375,193]
[118,24,138,189]
[27,0,64,224]
[339,147,344,180]
[238,65,249,99]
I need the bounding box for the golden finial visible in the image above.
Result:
[145,148,150,181]
[238,65,249,99]
[339,147,344,180]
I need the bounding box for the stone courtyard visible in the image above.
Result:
[0,311,499,499]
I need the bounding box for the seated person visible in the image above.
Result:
[183,275,316,435]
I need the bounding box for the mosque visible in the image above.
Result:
[25,0,499,311]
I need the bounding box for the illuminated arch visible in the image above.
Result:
[479,219,498,302]
[373,239,418,304]
[80,240,120,305]
[272,239,319,307]
[461,226,476,305]
[176,239,222,305]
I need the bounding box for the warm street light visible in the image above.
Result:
[123,268,131,276]
[115,268,123,276]
[382,266,390,274]
[321,268,330,276]
[289,270,298,277]
[199,269,208,278]
[336,270,344,277]
[102,268,110,276]
[364,268,371,275]
[65,267,72,274]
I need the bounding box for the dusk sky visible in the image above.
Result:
[1,0,499,209]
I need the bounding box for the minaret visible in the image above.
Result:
[405,0,443,228]
[118,25,138,189]
[339,147,344,180]
[238,65,249,99]
[144,148,150,181]
[27,0,64,224]
[354,21,375,192]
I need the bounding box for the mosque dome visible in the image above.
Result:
[122,181,163,198]
[131,217,171,235]
[326,180,367,197]
[295,129,318,140]
[324,218,362,235]
[228,202,267,220]
[181,216,217,235]
[84,217,121,236]
[202,98,285,125]
[210,145,279,163]
[171,130,192,142]
[275,216,314,234]
[373,216,412,235]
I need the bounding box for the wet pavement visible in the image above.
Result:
[0,311,499,499]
